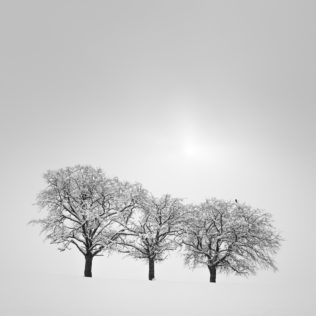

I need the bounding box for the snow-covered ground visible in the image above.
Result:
[1,273,314,316]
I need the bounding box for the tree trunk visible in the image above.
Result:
[84,254,93,277]
[208,265,216,283]
[149,258,155,280]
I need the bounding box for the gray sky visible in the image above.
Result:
[0,0,315,288]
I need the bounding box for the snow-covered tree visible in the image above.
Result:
[31,165,142,277]
[117,194,184,280]
[181,199,282,283]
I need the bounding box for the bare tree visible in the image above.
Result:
[31,165,142,277]
[116,194,184,280]
[181,199,282,283]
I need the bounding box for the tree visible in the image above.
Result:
[116,194,184,280]
[181,199,282,283]
[31,165,142,277]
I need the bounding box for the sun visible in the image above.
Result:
[181,138,207,159]
[183,142,199,157]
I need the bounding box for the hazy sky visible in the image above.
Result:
[0,0,315,288]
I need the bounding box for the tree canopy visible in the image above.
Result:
[116,194,184,280]
[31,165,143,277]
[181,199,282,282]
[31,166,282,282]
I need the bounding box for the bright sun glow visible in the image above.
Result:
[181,139,208,160]
[183,142,200,157]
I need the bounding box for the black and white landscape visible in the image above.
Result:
[0,1,315,315]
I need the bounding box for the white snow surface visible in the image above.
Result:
[1,274,314,316]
